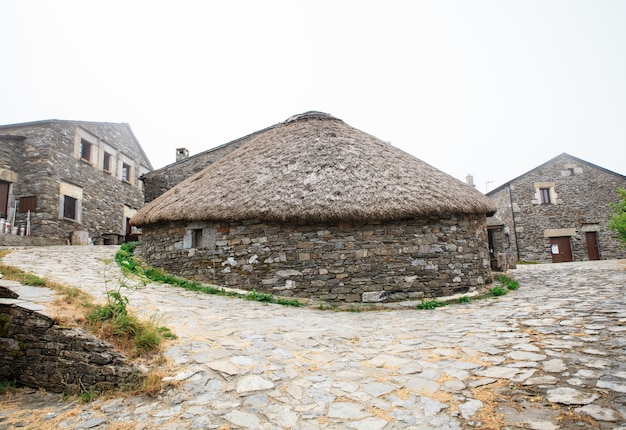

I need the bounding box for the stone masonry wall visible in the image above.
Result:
[488,154,626,263]
[0,302,141,393]
[137,214,492,303]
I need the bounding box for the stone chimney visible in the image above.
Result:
[465,174,476,188]
[176,148,189,162]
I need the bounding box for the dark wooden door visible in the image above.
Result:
[0,181,9,219]
[585,232,600,260]
[550,237,573,263]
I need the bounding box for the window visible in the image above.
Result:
[122,163,131,182]
[63,195,78,220]
[18,196,37,213]
[539,188,551,204]
[103,152,112,172]
[80,139,92,162]
[192,228,203,248]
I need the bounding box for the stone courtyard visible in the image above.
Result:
[1,246,625,429]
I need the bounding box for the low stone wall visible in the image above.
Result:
[0,296,141,393]
[138,214,492,303]
[0,234,65,246]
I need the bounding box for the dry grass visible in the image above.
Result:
[557,409,599,428]
[143,369,166,397]
[367,404,391,421]
[394,386,412,400]
[469,379,509,429]
[1,252,91,330]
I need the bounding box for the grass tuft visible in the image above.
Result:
[493,273,520,290]
[417,299,445,310]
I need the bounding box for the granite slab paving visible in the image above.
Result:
[1,246,625,429]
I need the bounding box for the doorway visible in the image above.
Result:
[585,232,600,260]
[550,236,573,263]
[0,181,9,219]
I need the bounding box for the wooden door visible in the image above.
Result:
[0,181,9,219]
[550,237,573,263]
[585,232,600,260]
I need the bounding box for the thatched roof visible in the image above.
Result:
[132,112,495,226]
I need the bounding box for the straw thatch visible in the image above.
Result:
[132,112,495,226]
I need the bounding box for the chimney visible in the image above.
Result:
[176,148,189,162]
[465,174,476,188]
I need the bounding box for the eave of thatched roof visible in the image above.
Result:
[132,112,495,226]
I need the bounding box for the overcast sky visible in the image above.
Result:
[1,1,625,193]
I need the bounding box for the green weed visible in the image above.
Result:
[0,379,17,394]
[245,289,274,302]
[489,286,507,297]
[417,299,445,310]
[79,390,96,403]
[121,244,302,307]
[493,273,520,290]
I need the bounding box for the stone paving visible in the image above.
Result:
[1,246,626,429]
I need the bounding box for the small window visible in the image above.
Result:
[122,163,131,182]
[63,195,78,220]
[80,139,92,162]
[539,188,551,204]
[103,152,112,172]
[192,228,203,248]
[18,196,37,213]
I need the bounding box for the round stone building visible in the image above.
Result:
[132,112,496,303]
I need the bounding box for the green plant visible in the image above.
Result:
[275,297,304,307]
[609,188,626,244]
[417,299,444,310]
[79,390,96,403]
[0,314,10,336]
[493,273,520,290]
[87,253,176,357]
[0,379,17,394]
[459,296,470,303]
[489,286,507,297]
[245,289,274,302]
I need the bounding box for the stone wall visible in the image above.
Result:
[488,154,626,262]
[0,300,140,393]
[137,214,492,303]
[0,121,149,244]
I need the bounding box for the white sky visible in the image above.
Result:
[1,0,625,193]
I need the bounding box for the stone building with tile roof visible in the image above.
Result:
[486,153,626,265]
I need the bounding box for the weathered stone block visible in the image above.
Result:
[362,291,389,303]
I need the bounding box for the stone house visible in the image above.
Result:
[132,112,496,303]
[0,120,152,245]
[486,153,626,265]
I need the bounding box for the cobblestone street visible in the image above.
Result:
[1,246,625,429]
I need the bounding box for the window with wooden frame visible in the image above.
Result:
[63,195,78,220]
[539,188,551,204]
[80,139,93,162]
[103,152,113,173]
[18,196,37,213]
[122,162,132,183]
[191,228,204,248]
